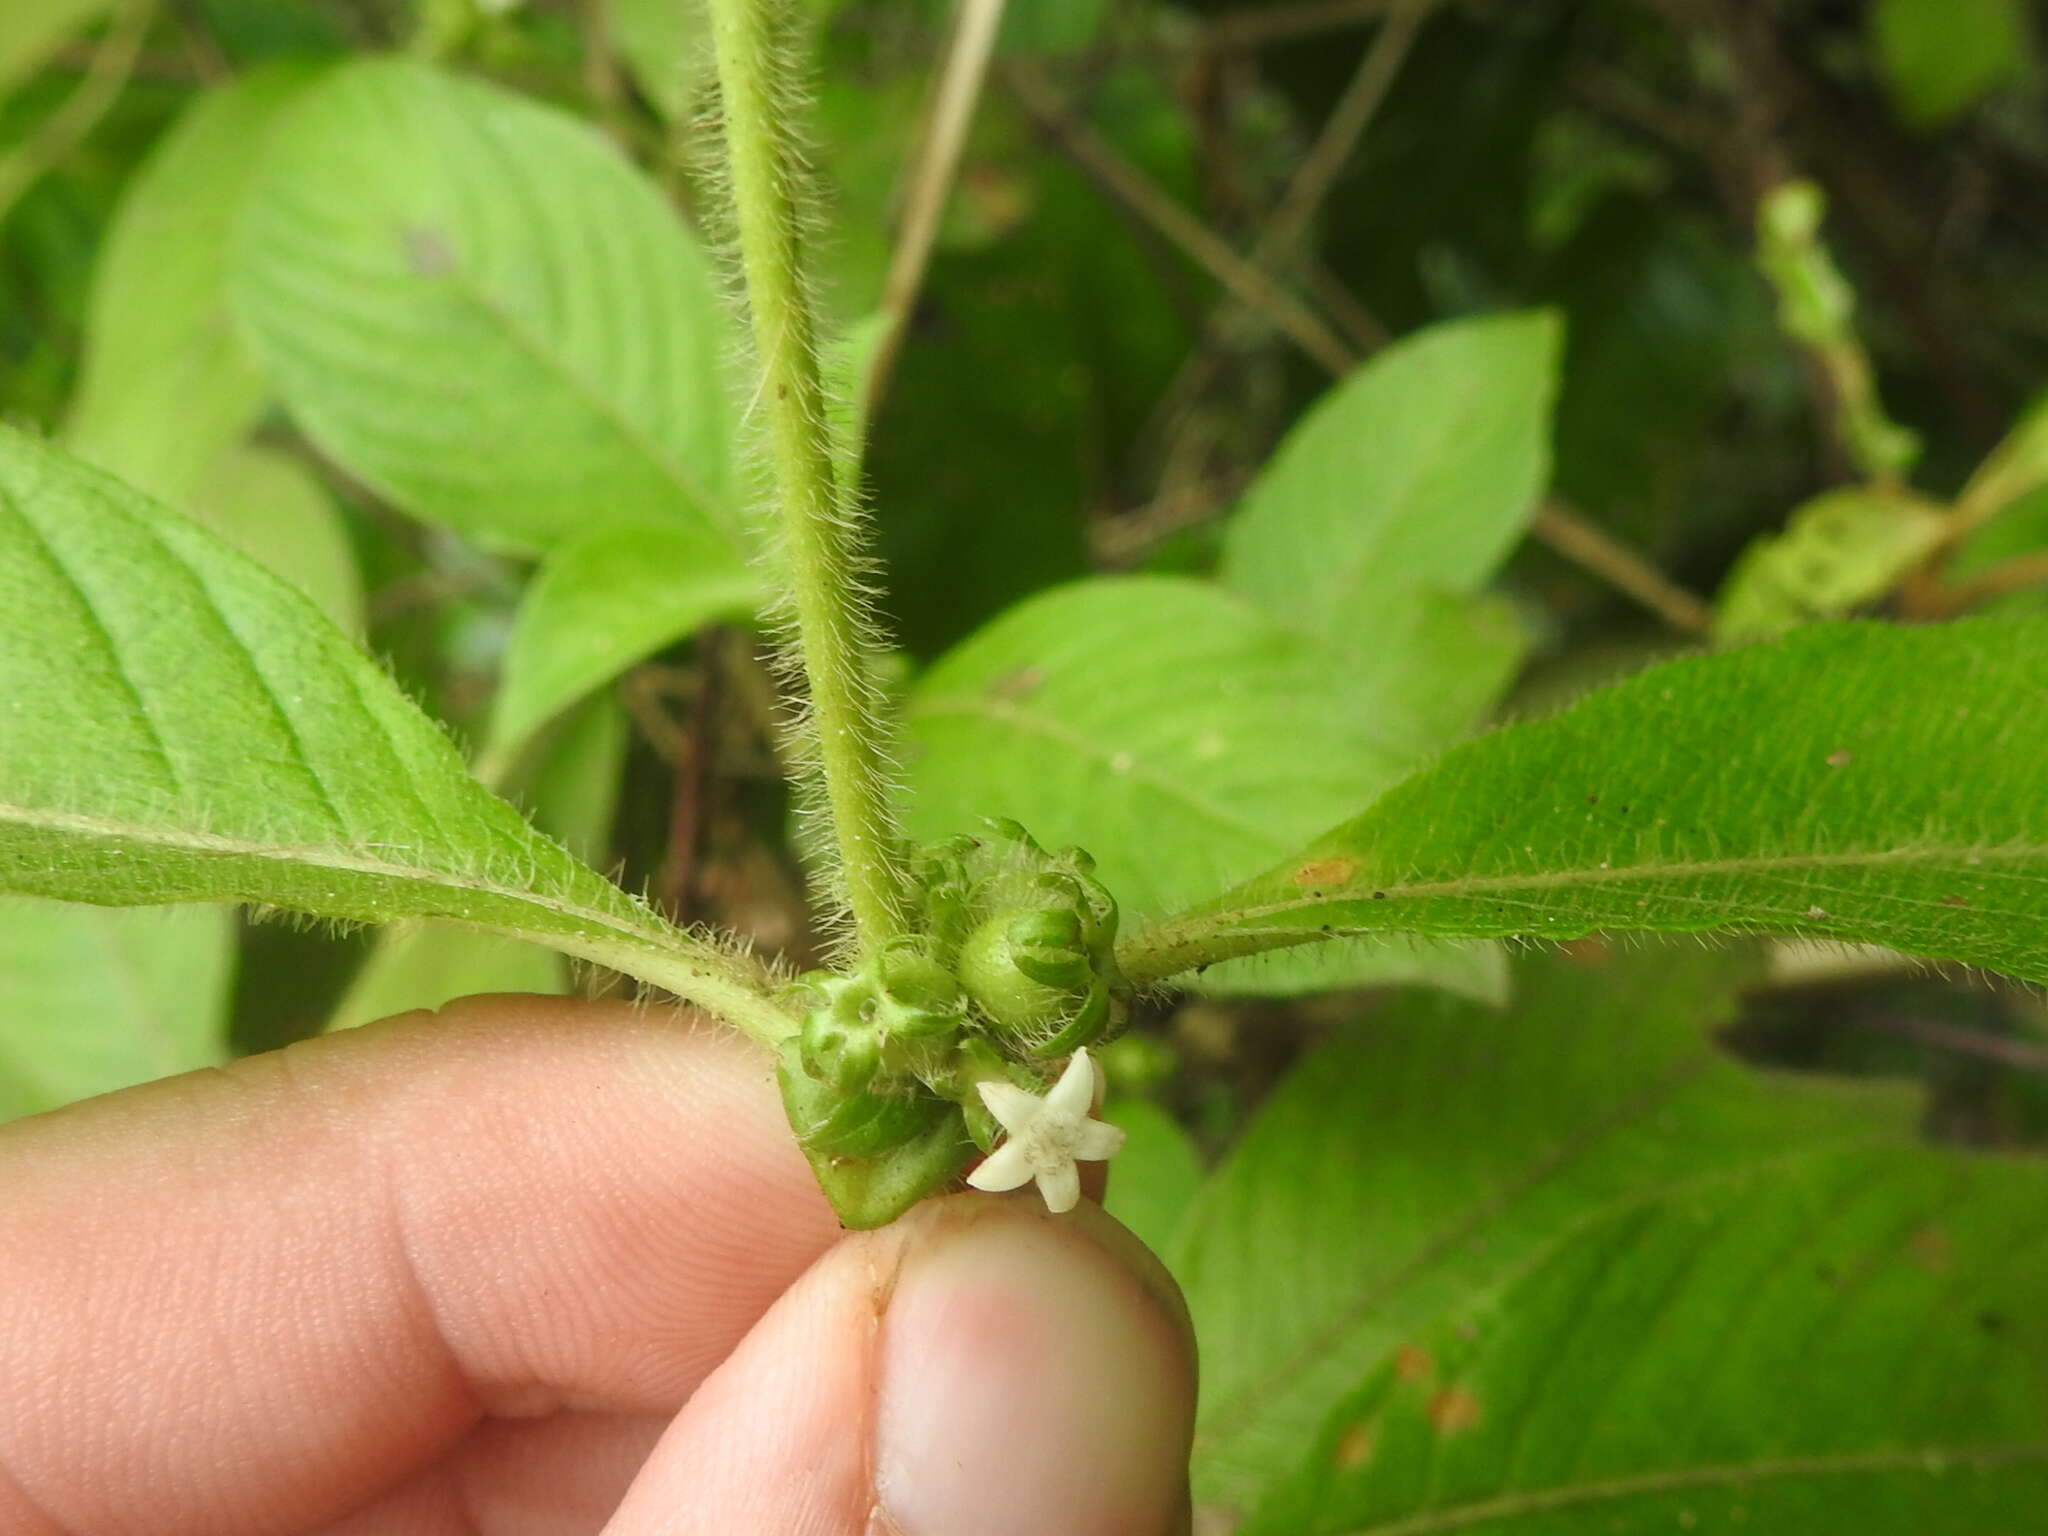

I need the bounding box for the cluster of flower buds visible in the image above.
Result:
[776,818,1134,1228]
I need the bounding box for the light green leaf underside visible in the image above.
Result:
[0,897,234,1122]
[1221,309,1561,645]
[905,577,1515,996]
[0,426,779,1027]
[327,922,565,1034]
[486,522,760,763]
[185,443,362,634]
[1134,619,2048,986]
[1174,947,1926,1514]
[232,57,740,554]
[64,63,325,507]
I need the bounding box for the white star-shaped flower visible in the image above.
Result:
[966,1048,1126,1213]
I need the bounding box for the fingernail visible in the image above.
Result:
[874,1196,1196,1536]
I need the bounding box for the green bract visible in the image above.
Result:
[774,819,1134,1227]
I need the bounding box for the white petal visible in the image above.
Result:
[1044,1048,1097,1121]
[1036,1160,1082,1214]
[966,1140,1037,1192]
[976,1081,1044,1135]
[1072,1120,1126,1163]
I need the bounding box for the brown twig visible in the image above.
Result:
[1003,56,1359,376]
[1862,1013,2048,1074]
[1531,502,1713,634]
[1010,52,1712,632]
[1204,0,1404,51]
[1910,552,2048,619]
[580,0,633,154]
[660,631,724,921]
[865,0,1008,418]
[0,0,156,227]
[1257,0,1435,266]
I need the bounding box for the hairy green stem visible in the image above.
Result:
[705,0,911,953]
[552,932,800,1045]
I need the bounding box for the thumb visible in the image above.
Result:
[602,1191,1197,1536]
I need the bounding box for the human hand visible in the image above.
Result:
[0,995,1196,1534]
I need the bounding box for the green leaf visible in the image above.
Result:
[1125,619,2048,987]
[0,425,786,1037]
[232,58,741,554]
[1220,310,1560,646]
[904,577,1434,920]
[484,522,758,766]
[327,922,565,1033]
[0,897,234,1121]
[610,0,702,120]
[1713,485,1946,644]
[906,576,1520,998]
[1102,1097,1205,1257]
[1186,951,2048,1534]
[64,63,327,506]
[1873,0,2031,126]
[185,443,362,634]
[904,576,1522,998]
[1173,946,1929,1516]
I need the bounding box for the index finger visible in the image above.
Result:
[0,994,840,1536]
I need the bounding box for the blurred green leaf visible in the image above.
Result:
[610,0,701,119]
[485,522,758,766]
[1102,1096,1204,1257]
[1221,310,1560,645]
[1714,485,1946,643]
[185,442,362,634]
[1873,0,2031,127]
[1129,619,2048,987]
[1175,946,1930,1515]
[326,922,565,1033]
[64,62,326,505]
[904,577,1433,919]
[0,426,779,1021]
[233,58,740,555]
[0,896,233,1121]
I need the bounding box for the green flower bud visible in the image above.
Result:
[923,818,1131,1057]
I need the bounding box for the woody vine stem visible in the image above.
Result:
[705,0,912,957]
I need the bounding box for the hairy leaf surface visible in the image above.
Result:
[233,58,739,553]
[0,428,778,1024]
[1175,948,1931,1514]
[1181,949,2048,1532]
[1127,620,2048,985]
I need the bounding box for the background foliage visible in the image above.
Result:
[4,0,2048,1529]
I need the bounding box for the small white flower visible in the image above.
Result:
[966,1047,1126,1213]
